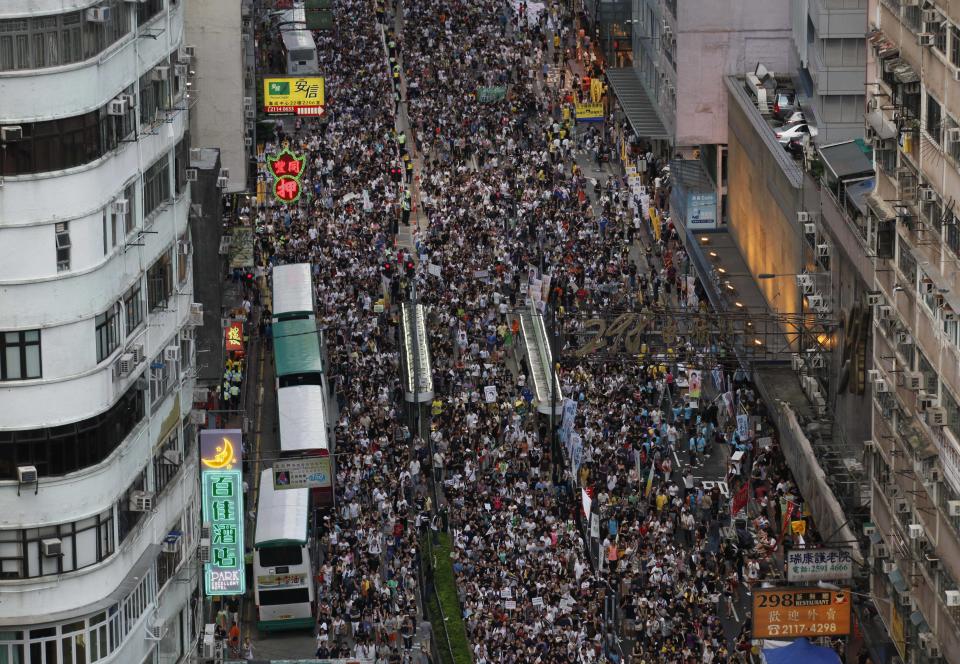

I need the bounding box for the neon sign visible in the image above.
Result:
[200,429,241,471]
[267,147,306,205]
[201,469,245,596]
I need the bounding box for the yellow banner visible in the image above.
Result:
[575,102,604,122]
[650,207,661,242]
[590,78,604,103]
[263,77,326,115]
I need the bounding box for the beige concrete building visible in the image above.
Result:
[864,0,960,661]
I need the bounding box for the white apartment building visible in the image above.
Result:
[0,1,203,663]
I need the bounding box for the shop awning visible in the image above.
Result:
[866,109,898,140]
[819,140,874,180]
[865,191,897,222]
[605,68,670,140]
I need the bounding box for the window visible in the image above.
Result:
[952,26,960,68]
[55,222,71,272]
[934,19,948,54]
[95,302,122,363]
[147,250,173,311]
[0,507,114,579]
[174,135,190,195]
[137,0,166,26]
[258,545,303,567]
[143,155,171,220]
[153,429,181,496]
[176,234,189,285]
[0,330,41,381]
[125,283,144,335]
[0,2,131,72]
[259,588,310,606]
[0,106,130,176]
[117,469,147,543]
[903,6,921,33]
[926,93,942,144]
[897,240,917,284]
[0,382,144,478]
[148,343,177,408]
[138,67,172,128]
[123,181,137,235]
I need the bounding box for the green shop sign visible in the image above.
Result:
[202,469,245,596]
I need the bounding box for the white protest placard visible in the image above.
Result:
[428,264,442,277]
[505,600,517,610]
[532,597,544,607]
[500,588,512,599]
[484,385,498,403]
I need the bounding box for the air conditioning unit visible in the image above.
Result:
[920,187,936,202]
[217,176,228,188]
[874,378,890,393]
[185,168,198,182]
[113,198,129,215]
[796,274,813,288]
[219,168,230,179]
[927,407,946,426]
[129,344,145,365]
[180,326,195,340]
[867,292,883,306]
[807,295,824,309]
[867,369,881,382]
[161,532,182,553]
[895,497,910,513]
[864,438,876,451]
[182,45,197,59]
[896,330,912,345]
[946,590,960,606]
[944,127,960,143]
[1,126,23,142]
[86,6,112,22]
[874,542,889,558]
[17,465,37,484]
[803,222,816,236]
[909,523,924,539]
[190,409,207,425]
[906,371,923,391]
[189,302,203,326]
[41,538,62,557]
[922,9,940,23]
[153,66,171,82]
[244,136,253,147]
[199,537,211,563]
[244,108,255,119]
[107,98,128,116]
[918,392,935,410]
[918,33,935,46]
[243,97,253,108]
[164,345,180,362]
[878,305,894,319]
[948,500,960,516]
[115,352,135,377]
[129,490,155,512]
[882,560,896,573]
[178,239,192,255]
[816,243,831,257]
[943,305,956,321]
[797,211,810,223]
[921,278,935,294]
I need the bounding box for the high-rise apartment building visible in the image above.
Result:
[863,0,960,661]
[0,1,203,662]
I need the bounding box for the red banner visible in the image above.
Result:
[225,321,244,352]
[731,482,749,516]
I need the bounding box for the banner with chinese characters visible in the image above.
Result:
[574,102,604,122]
[263,77,326,115]
[273,457,331,490]
[202,469,245,596]
[225,321,244,352]
[786,547,854,582]
[477,86,507,102]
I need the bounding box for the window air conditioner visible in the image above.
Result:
[217,176,228,188]
[803,222,816,236]
[129,344,144,365]
[17,466,37,484]
[219,168,230,179]
[162,532,182,553]
[894,497,910,513]
[906,371,923,391]
[816,243,831,257]
[182,45,196,58]
[1,126,23,142]
[866,292,882,306]
[152,66,170,82]
[878,305,894,319]
[129,490,155,512]
[86,7,112,22]
[947,590,960,606]
[41,538,62,557]
[874,378,890,393]
[948,500,960,517]
[797,211,810,223]
[113,198,129,215]
[918,33,935,47]
[178,239,192,255]
[908,523,924,539]
[185,168,198,182]
[882,560,896,574]
[115,353,135,377]
[245,136,253,147]
[926,407,946,426]
[920,187,936,202]
[874,542,887,557]
[199,537,211,563]
[174,64,188,78]
[107,98,127,116]
[164,345,180,362]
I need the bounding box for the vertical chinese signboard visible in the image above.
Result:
[267,147,307,205]
[224,321,244,352]
[200,429,244,596]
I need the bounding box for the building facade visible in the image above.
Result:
[863,0,960,661]
[0,1,202,663]
[790,0,869,144]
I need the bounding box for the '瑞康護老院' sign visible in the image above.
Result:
[263,77,325,115]
[786,547,854,582]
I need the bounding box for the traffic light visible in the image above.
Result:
[242,271,255,285]
[405,260,415,278]
[382,261,394,278]
[389,165,403,183]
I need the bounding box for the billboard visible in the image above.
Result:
[786,548,854,582]
[201,470,245,596]
[263,77,326,115]
[752,587,851,638]
[273,457,331,490]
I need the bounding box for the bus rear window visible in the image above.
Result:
[259,588,310,606]
[258,545,303,567]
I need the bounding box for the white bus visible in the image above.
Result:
[271,263,315,322]
[279,5,319,75]
[278,384,334,507]
[253,468,315,631]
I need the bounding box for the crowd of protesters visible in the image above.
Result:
[246,0,823,662]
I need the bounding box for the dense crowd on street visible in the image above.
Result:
[246,0,823,662]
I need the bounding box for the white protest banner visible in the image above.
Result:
[484,385,498,403]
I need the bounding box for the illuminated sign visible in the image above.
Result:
[273,457,331,490]
[200,429,241,472]
[201,470,245,596]
[268,147,307,205]
[786,548,854,582]
[263,77,326,115]
[225,321,244,352]
[752,588,851,638]
[256,573,307,590]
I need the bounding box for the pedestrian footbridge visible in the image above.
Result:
[401,302,433,402]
